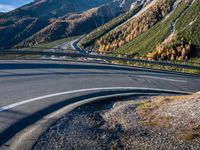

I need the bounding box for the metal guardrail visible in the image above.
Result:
[0,50,200,71]
[17,46,200,65]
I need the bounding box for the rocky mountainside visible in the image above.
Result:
[2,0,113,19]
[0,0,141,49]
[80,0,200,62]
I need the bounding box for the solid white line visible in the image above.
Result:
[0,87,191,112]
[139,75,187,83]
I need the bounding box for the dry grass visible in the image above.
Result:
[136,96,186,116]
[179,128,200,141]
[136,94,200,141]
[140,115,174,128]
[140,120,170,128]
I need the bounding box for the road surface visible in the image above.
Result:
[0,59,200,146]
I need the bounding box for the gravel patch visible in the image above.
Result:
[33,94,200,150]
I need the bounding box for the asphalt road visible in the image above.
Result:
[0,59,200,146]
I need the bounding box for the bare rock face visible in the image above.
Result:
[0,0,139,49]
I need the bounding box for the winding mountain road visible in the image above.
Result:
[0,59,200,146]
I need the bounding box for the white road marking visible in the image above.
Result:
[0,87,191,113]
[139,75,187,83]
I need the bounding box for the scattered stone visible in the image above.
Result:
[33,94,200,150]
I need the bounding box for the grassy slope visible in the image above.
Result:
[175,1,200,57]
[116,1,189,56]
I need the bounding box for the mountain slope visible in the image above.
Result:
[92,0,174,53]
[79,0,174,51]
[78,2,143,50]
[175,0,200,57]
[0,0,140,49]
[16,1,125,48]
[116,0,200,61]
[80,0,200,62]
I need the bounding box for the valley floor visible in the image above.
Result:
[33,93,200,150]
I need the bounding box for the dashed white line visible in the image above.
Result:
[139,75,187,83]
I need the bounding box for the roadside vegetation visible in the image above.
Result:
[146,38,191,61]
[110,59,200,74]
